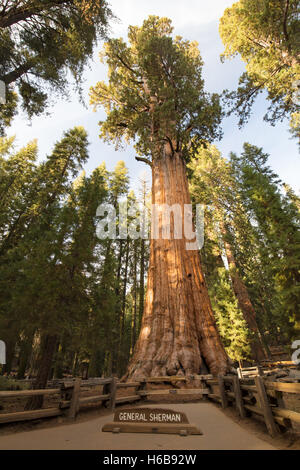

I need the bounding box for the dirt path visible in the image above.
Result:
[0,403,276,450]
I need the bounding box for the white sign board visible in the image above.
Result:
[0,81,6,105]
[0,340,6,364]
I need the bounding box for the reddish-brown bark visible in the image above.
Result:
[125,150,229,379]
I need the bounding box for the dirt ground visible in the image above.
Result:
[0,402,279,450]
[0,390,299,449]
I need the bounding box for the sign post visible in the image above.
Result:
[102,407,202,435]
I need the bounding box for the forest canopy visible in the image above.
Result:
[0,3,299,394]
[219,0,300,132]
[0,0,113,133]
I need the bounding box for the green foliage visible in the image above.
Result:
[289,112,300,146]
[0,0,113,129]
[0,89,18,136]
[210,268,252,362]
[1,8,298,379]
[188,151,253,360]
[0,127,150,378]
[90,15,223,161]
[231,143,300,339]
[189,140,299,352]
[219,0,300,127]
[0,127,99,372]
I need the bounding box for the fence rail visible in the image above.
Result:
[206,375,300,437]
[0,374,299,437]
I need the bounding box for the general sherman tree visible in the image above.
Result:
[90,16,229,378]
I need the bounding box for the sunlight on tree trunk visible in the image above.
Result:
[125,149,229,379]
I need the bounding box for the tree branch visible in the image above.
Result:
[0,0,69,28]
[115,54,141,80]
[135,156,152,167]
[1,59,36,84]
[283,0,291,51]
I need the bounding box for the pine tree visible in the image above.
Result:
[189,144,267,361]
[0,0,112,131]
[219,0,300,129]
[210,268,252,364]
[230,143,300,342]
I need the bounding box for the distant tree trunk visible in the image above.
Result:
[25,334,57,410]
[89,350,104,377]
[117,238,130,375]
[112,240,124,373]
[125,151,229,379]
[130,240,138,355]
[53,339,65,379]
[222,231,267,362]
[72,351,78,376]
[17,332,34,379]
[120,238,130,340]
[139,237,145,328]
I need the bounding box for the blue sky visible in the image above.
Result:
[8,0,299,194]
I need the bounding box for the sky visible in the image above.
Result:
[8,0,300,194]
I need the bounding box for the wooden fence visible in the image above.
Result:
[0,377,117,424]
[0,374,299,438]
[206,375,300,437]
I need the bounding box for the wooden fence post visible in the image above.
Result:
[109,377,117,411]
[136,379,147,401]
[274,389,292,430]
[232,376,246,418]
[254,376,278,437]
[218,376,228,409]
[68,378,81,419]
[103,377,117,410]
[200,377,208,402]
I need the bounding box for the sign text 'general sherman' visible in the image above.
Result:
[116,409,187,424]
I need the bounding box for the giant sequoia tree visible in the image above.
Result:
[90,16,229,378]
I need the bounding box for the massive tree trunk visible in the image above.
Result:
[222,234,267,362]
[125,150,229,379]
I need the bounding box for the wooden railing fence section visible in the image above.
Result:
[0,374,299,438]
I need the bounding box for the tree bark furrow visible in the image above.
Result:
[124,152,229,380]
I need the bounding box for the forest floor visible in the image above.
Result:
[0,388,299,450]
